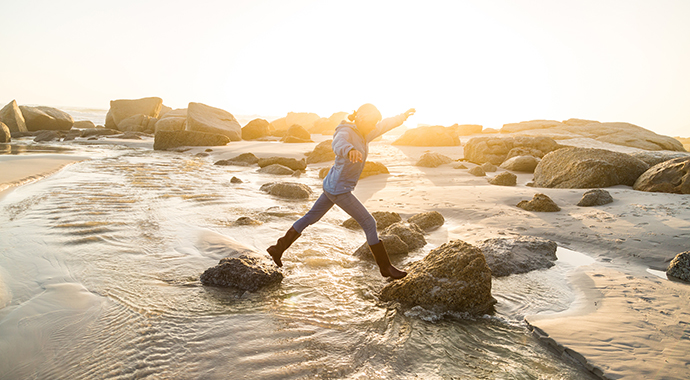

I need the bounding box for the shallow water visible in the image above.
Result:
[0,138,597,379]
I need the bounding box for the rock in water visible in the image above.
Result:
[667,251,690,282]
[260,182,313,199]
[200,254,283,291]
[109,97,163,127]
[354,234,409,259]
[534,147,649,188]
[20,105,74,131]
[415,152,453,168]
[306,140,335,164]
[258,164,294,175]
[342,211,402,230]
[633,157,690,194]
[381,222,426,250]
[500,155,540,173]
[0,122,10,143]
[407,211,445,231]
[215,153,259,166]
[186,102,242,141]
[258,157,307,171]
[517,193,561,212]
[34,130,62,142]
[379,240,496,315]
[241,118,271,140]
[577,189,614,207]
[488,171,517,186]
[477,236,558,277]
[153,130,230,150]
[0,100,28,133]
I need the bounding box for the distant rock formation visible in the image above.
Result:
[281,124,313,143]
[393,125,460,146]
[577,189,614,207]
[306,140,335,164]
[379,240,496,315]
[407,211,445,231]
[109,97,163,129]
[633,156,690,194]
[186,102,241,141]
[478,236,558,277]
[200,254,283,291]
[517,193,561,212]
[342,211,402,231]
[0,122,10,143]
[464,136,559,165]
[534,147,649,188]
[488,171,517,186]
[415,152,453,167]
[153,130,230,150]
[0,100,28,133]
[310,112,348,135]
[260,182,313,199]
[257,157,307,171]
[20,105,74,131]
[241,118,271,140]
[666,251,690,282]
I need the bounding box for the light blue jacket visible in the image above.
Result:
[323,114,406,195]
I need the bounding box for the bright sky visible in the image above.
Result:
[1,0,689,136]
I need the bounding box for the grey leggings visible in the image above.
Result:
[292,191,379,245]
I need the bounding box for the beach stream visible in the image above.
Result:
[0,138,597,379]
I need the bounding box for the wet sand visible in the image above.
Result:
[0,154,87,200]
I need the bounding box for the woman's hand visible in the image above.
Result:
[348,149,363,163]
[404,108,416,120]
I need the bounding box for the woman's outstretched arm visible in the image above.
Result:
[366,108,415,142]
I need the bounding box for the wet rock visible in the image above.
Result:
[379,240,496,315]
[534,147,649,188]
[481,162,497,172]
[342,211,402,231]
[20,105,74,131]
[667,251,690,282]
[34,130,62,142]
[464,136,559,165]
[241,118,271,140]
[415,152,453,168]
[117,114,158,133]
[232,217,262,226]
[230,176,243,184]
[407,211,444,231]
[477,236,558,277]
[354,234,409,259]
[215,152,259,166]
[306,140,335,164]
[468,166,486,176]
[260,182,313,199]
[82,128,120,137]
[258,157,307,171]
[488,171,517,186]
[281,124,313,143]
[258,164,295,175]
[0,100,28,133]
[200,254,283,291]
[110,131,148,140]
[153,130,230,150]
[633,157,690,194]
[0,122,10,143]
[187,102,242,141]
[393,125,460,146]
[517,193,561,212]
[109,97,163,128]
[381,222,426,250]
[500,155,540,173]
[72,120,96,130]
[629,151,690,167]
[577,189,614,207]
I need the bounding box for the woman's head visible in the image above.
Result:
[348,103,381,135]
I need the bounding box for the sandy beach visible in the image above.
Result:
[0,154,87,200]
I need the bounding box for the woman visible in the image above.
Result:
[267,103,415,279]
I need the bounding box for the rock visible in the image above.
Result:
[577,189,614,207]
[676,137,690,152]
[200,254,283,291]
[153,130,230,150]
[268,117,288,135]
[477,236,558,277]
[0,122,10,142]
[285,112,320,132]
[310,112,348,135]
[306,140,335,164]
[468,166,486,176]
[319,161,390,180]
[415,152,453,167]
[82,128,120,137]
[500,155,540,173]
[105,109,116,129]
[155,114,186,132]
[258,157,307,171]
[379,240,496,315]
[449,124,483,136]
[464,136,559,165]
[113,131,146,140]
[232,217,262,226]
[534,147,650,188]
[505,147,546,160]
[231,176,243,184]
[281,124,313,143]
[33,130,62,142]
[517,193,561,212]
[186,102,242,141]
[452,163,468,169]
[481,162,497,172]
[407,211,444,231]
[20,105,74,131]
[488,171,517,186]
[109,97,163,127]
[72,120,96,129]
[0,100,28,133]
[629,151,690,167]
[260,182,313,199]
[117,114,158,133]
[342,211,402,231]
[393,126,460,146]
[633,156,690,194]
[381,222,426,250]
[215,153,259,166]
[159,105,173,117]
[354,234,409,259]
[258,164,295,175]
[666,251,690,282]
[241,118,271,140]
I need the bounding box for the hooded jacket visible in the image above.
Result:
[323,113,407,195]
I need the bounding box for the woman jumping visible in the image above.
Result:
[267,103,415,279]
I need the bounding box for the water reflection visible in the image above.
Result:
[0,143,73,155]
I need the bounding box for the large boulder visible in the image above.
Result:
[379,240,496,315]
[260,182,313,199]
[155,108,187,132]
[310,112,348,135]
[464,136,559,165]
[109,97,163,128]
[629,151,690,167]
[534,147,650,188]
[241,118,271,140]
[153,130,230,150]
[342,211,402,231]
[258,157,307,171]
[72,120,96,130]
[517,193,561,212]
[306,140,335,164]
[19,105,74,131]
[633,156,690,194]
[186,102,241,141]
[407,211,444,231]
[200,254,283,291]
[415,152,453,168]
[353,234,409,259]
[577,189,614,207]
[0,100,28,133]
[500,155,540,173]
[281,124,313,143]
[393,126,459,146]
[666,251,690,282]
[117,114,158,133]
[0,122,10,143]
[381,222,426,250]
[477,236,558,277]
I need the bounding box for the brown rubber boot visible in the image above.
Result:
[267,227,301,267]
[369,241,407,279]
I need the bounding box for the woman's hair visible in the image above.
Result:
[348,110,357,122]
[348,103,381,123]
